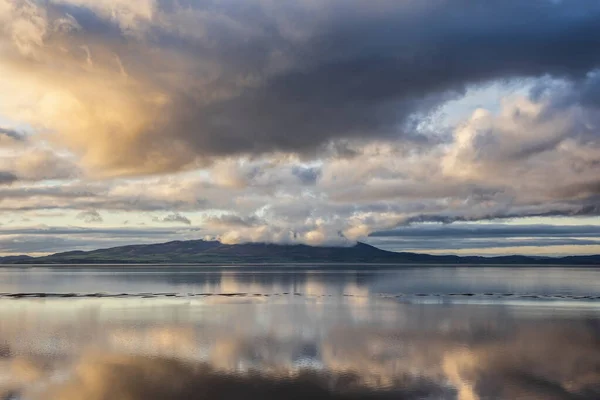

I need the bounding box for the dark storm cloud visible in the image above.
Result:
[147,0,600,162]
[22,0,600,173]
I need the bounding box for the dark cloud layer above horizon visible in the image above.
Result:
[369,223,600,253]
[372,224,600,239]
[164,0,600,161]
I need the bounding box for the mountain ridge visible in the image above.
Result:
[1,239,599,265]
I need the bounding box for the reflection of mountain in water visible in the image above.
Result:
[2,267,600,299]
[109,270,376,297]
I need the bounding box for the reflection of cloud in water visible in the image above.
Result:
[3,354,443,400]
[304,274,330,297]
[108,327,199,359]
[0,300,599,399]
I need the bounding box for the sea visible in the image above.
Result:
[0,265,599,399]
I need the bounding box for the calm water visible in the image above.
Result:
[0,266,599,399]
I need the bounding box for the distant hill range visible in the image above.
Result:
[1,240,599,265]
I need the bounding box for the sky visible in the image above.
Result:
[2,0,600,256]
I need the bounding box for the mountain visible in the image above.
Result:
[0,240,599,265]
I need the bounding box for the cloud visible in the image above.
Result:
[203,214,261,229]
[153,213,192,225]
[76,209,103,223]
[51,0,155,34]
[0,0,49,56]
[368,223,600,255]
[0,132,80,182]
[0,226,195,236]
[0,179,210,212]
[292,166,321,186]
[11,149,80,181]
[0,127,25,145]
[152,0,600,166]
[366,224,600,253]
[0,171,17,185]
[0,226,203,254]
[370,237,600,253]
[371,224,600,239]
[1,1,600,175]
[2,1,600,249]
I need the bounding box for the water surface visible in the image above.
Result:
[0,266,599,399]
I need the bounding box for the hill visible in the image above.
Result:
[0,240,599,265]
